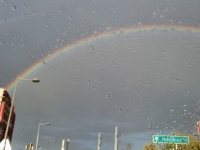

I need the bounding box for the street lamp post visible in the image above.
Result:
[66,139,70,150]
[35,123,50,150]
[47,140,54,150]
[3,76,40,150]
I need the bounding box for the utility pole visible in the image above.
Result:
[61,140,65,150]
[97,133,101,150]
[114,126,118,150]
[66,139,70,150]
[61,139,70,150]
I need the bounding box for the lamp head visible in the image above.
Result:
[32,78,40,83]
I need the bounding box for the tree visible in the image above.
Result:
[162,132,200,150]
[122,143,133,150]
[143,142,159,150]
[126,143,133,150]
[142,132,200,150]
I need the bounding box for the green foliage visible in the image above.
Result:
[126,143,133,150]
[143,142,159,150]
[122,143,133,150]
[142,132,200,150]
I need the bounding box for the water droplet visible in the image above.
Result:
[68,16,73,20]
[106,27,111,31]
[175,79,179,82]
[11,5,16,10]
[153,12,156,18]
[159,15,164,19]
[127,45,132,49]
[146,83,151,87]
[187,63,193,69]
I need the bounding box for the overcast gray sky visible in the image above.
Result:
[1,0,200,150]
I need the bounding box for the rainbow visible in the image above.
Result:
[5,24,200,92]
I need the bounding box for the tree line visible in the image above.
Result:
[122,132,200,150]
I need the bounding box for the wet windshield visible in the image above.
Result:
[1,0,200,150]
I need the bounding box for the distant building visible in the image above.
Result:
[0,88,16,143]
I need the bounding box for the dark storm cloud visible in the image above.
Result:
[1,0,200,86]
[9,28,200,150]
[1,0,200,150]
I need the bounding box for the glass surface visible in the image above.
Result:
[1,0,200,149]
